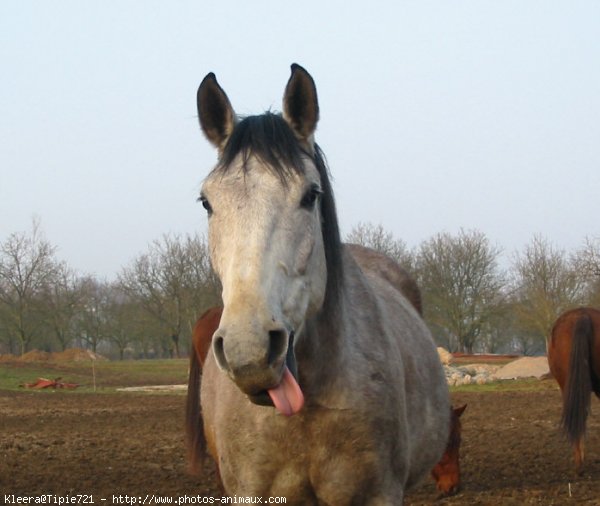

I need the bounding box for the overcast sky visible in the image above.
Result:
[1,1,599,279]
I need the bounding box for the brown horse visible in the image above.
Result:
[192,306,223,369]
[186,306,224,476]
[548,307,600,474]
[430,404,467,497]
[187,304,462,497]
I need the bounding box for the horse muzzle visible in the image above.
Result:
[212,327,304,415]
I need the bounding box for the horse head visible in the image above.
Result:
[197,65,339,416]
[431,403,467,497]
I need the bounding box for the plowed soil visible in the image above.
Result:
[1,383,600,505]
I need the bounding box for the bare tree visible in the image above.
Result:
[181,234,222,331]
[476,300,522,354]
[576,237,600,277]
[0,220,59,354]
[41,263,86,351]
[416,229,505,353]
[119,233,220,358]
[346,222,414,271]
[102,284,137,360]
[574,236,600,307]
[76,276,111,353]
[511,235,584,350]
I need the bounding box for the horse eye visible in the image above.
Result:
[300,187,321,210]
[198,196,213,216]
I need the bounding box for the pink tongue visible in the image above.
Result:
[267,366,304,416]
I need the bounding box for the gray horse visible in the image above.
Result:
[194,64,449,505]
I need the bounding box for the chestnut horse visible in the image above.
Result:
[189,63,449,505]
[548,307,600,474]
[431,404,467,497]
[186,306,223,477]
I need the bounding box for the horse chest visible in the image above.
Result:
[217,408,393,504]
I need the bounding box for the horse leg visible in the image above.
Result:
[574,437,585,475]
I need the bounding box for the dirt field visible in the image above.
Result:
[1,383,600,505]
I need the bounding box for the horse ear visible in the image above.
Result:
[197,73,236,150]
[454,404,467,417]
[283,64,319,142]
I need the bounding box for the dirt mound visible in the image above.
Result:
[493,356,550,380]
[4,348,106,363]
[19,350,52,362]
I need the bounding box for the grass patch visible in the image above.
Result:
[1,357,559,396]
[451,378,558,393]
[0,358,190,393]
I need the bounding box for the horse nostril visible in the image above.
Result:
[267,329,288,367]
[212,335,229,371]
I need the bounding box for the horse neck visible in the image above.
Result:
[294,250,375,401]
[297,301,343,369]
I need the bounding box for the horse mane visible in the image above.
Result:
[214,112,344,318]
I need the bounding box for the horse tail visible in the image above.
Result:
[185,344,207,475]
[561,313,594,445]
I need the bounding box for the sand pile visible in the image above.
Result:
[19,350,52,362]
[492,356,550,380]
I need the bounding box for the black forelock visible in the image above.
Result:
[216,113,305,183]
